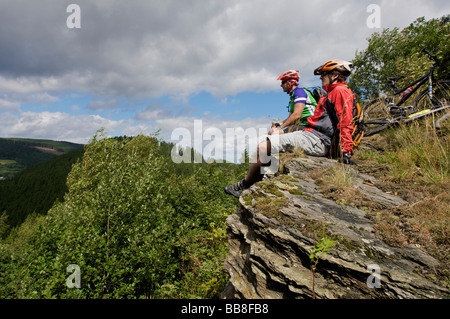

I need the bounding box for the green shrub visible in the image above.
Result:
[0,133,243,299]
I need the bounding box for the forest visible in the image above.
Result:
[0,132,248,298]
[0,138,83,179]
[0,147,84,229]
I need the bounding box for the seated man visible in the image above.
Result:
[269,70,316,135]
[225,60,356,198]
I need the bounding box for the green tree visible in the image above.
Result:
[349,15,450,100]
[309,236,336,299]
[0,133,242,299]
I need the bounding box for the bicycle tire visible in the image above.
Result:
[435,111,450,130]
[362,97,390,119]
[412,80,450,112]
[361,117,392,137]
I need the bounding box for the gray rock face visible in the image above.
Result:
[222,156,449,299]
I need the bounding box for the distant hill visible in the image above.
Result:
[0,138,84,179]
[0,146,85,229]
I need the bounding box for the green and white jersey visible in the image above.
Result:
[289,87,316,125]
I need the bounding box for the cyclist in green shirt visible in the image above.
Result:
[270,70,316,135]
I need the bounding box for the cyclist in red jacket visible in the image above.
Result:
[225,60,356,198]
[307,60,355,157]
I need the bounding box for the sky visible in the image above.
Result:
[1,0,449,162]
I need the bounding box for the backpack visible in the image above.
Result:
[328,85,365,158]
[312,87,327,105]
[303,87,326,107]
[302,88,318,107]
[350,97,364,149]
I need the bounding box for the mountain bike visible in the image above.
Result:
[360,48,450,136]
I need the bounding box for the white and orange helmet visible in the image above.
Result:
[314,60,353,76]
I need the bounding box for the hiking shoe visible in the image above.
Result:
[224,179,250,198]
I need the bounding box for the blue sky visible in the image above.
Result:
[1,0,449,161]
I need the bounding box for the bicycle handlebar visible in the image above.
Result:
[422,48,439,64]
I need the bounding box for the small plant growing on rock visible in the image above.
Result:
[309,236,336,299]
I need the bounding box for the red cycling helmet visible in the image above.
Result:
[277,70,300,82]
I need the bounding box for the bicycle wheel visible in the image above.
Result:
[435,111,450,130]
[361,117,393,137]
[412,80,450,112]
[362,97,391,119]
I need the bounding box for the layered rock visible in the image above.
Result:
[222,156,449,299]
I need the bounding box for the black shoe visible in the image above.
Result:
[224,179,249,198]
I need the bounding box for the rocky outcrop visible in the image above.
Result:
[222,156,449,299]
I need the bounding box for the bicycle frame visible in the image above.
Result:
[360,49,448,137]
[393,70,433,107]
[392,71,433,106]
[390,49,439,108]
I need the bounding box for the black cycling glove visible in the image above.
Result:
[341,152,357,165]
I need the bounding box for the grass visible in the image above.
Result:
[309,164,374,209]
[353,113,450,288]
[244,181,288,217]
[377,116,449,183]
[277,146,306,173]
[321,164,354,188]
[0,159,17,165]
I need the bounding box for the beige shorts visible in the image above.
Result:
[267,130,328,157]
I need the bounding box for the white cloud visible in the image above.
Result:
[1,0,449,99]
[0,99,21,111]
[0,111,130,144]
[155,114,271,163]
[0,109,273,161]
[0,0,449,152]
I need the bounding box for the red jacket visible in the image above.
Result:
[302,82,355,154]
